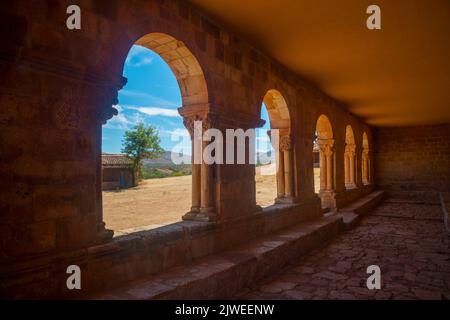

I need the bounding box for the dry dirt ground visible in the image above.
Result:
[103,167,321,233]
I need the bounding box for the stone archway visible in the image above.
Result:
[261,89,294,204]
[134,33,209,106]
[315,114,335,209]
[103,32,216,227]
[345,125,357,189]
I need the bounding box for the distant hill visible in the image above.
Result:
[142,150,276,167]
[142,151,191,167]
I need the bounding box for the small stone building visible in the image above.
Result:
[102,154,136,190]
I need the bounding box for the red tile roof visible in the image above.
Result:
[102,154,134,168]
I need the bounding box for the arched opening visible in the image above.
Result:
[255,89,293,207]
[314,115,334,209]
[101,33,208,233]
[344,125,357,189]
[362,132,371,185]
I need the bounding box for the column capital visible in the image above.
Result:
[318,139,334,156]
[345,143,356,155]
[96,76,127,124]
[280,135,292,151]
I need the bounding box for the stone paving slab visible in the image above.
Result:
[238,200,450,300]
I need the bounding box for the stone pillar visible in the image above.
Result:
[318,139,336,210]
[183,118,201,212]
[191,135,201,212]
[181,113,217,222]
[200,138,215,214]
[281,135,293,199]
[362,150,370,185]
[344,153,350,186]
[345,144,356,188]
[284,149,292,197]
[349,152,355,186]
[276,149,285,199]
[319,149,327,192]
[325,149,333,190]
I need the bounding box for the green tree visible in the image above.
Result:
[121,122,164,182]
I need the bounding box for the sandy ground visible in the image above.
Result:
[103,167,320,232]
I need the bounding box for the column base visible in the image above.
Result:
[318,190,337,211]
[345,183,357,190]
[275,196,295,204]
[182,209,217,222]
[95,222,114,244]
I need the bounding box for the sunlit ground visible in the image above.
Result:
[103,167,321,233]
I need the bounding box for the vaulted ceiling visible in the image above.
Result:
[189,0,450,127]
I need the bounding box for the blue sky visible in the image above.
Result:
[102,45,273,156]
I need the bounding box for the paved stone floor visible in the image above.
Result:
[237,199,450,300]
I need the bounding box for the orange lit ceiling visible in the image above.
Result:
[189,0,450,127]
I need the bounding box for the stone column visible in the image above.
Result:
[345,144,356,188]
[182,114,217,221]
[281,135,293,199]
[184,118,201,212]
[200,137,215,214]
[325,148,333,190]
[349,152,355,186]
[319,149,327,192]
[344,153,350,186]
[362,150,370,184]
[276,149,285,198]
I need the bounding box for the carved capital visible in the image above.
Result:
[317,139,334,156]
[183,115,202,138]
[280,135,292,151]
[345,143,356,155]
[97,76,127,124]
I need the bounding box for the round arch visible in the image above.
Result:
[345,125,355,145]
[316,114,333,140]
[362,132,370,150]
[257,89,294,206]
[132,32,209,106]
[262,89,291,130]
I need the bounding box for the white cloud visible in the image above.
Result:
[125,106,180,117]
[125,45,154,67]
[103,112,131,130]
[170,128,190,137]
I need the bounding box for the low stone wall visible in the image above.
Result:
[0,197,322,299]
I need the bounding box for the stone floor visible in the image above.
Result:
[237,199,450,300]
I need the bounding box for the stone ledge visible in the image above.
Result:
[91,215,343,300]
[338,190,386,229]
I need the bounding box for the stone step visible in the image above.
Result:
[91,215,343,300]
[91,191,385,300]
[339,190,386,229]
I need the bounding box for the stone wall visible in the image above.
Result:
[0,0,374,297]
[374,124,450,202]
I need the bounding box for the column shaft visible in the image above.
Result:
[344,154,350,186]
[326,153,333,190]
[283,149,292,197]
[191,144,201,212]
[320,151,327,191]
[276,150,285,198]
[201,140,214,212]
[349,153,355,186]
